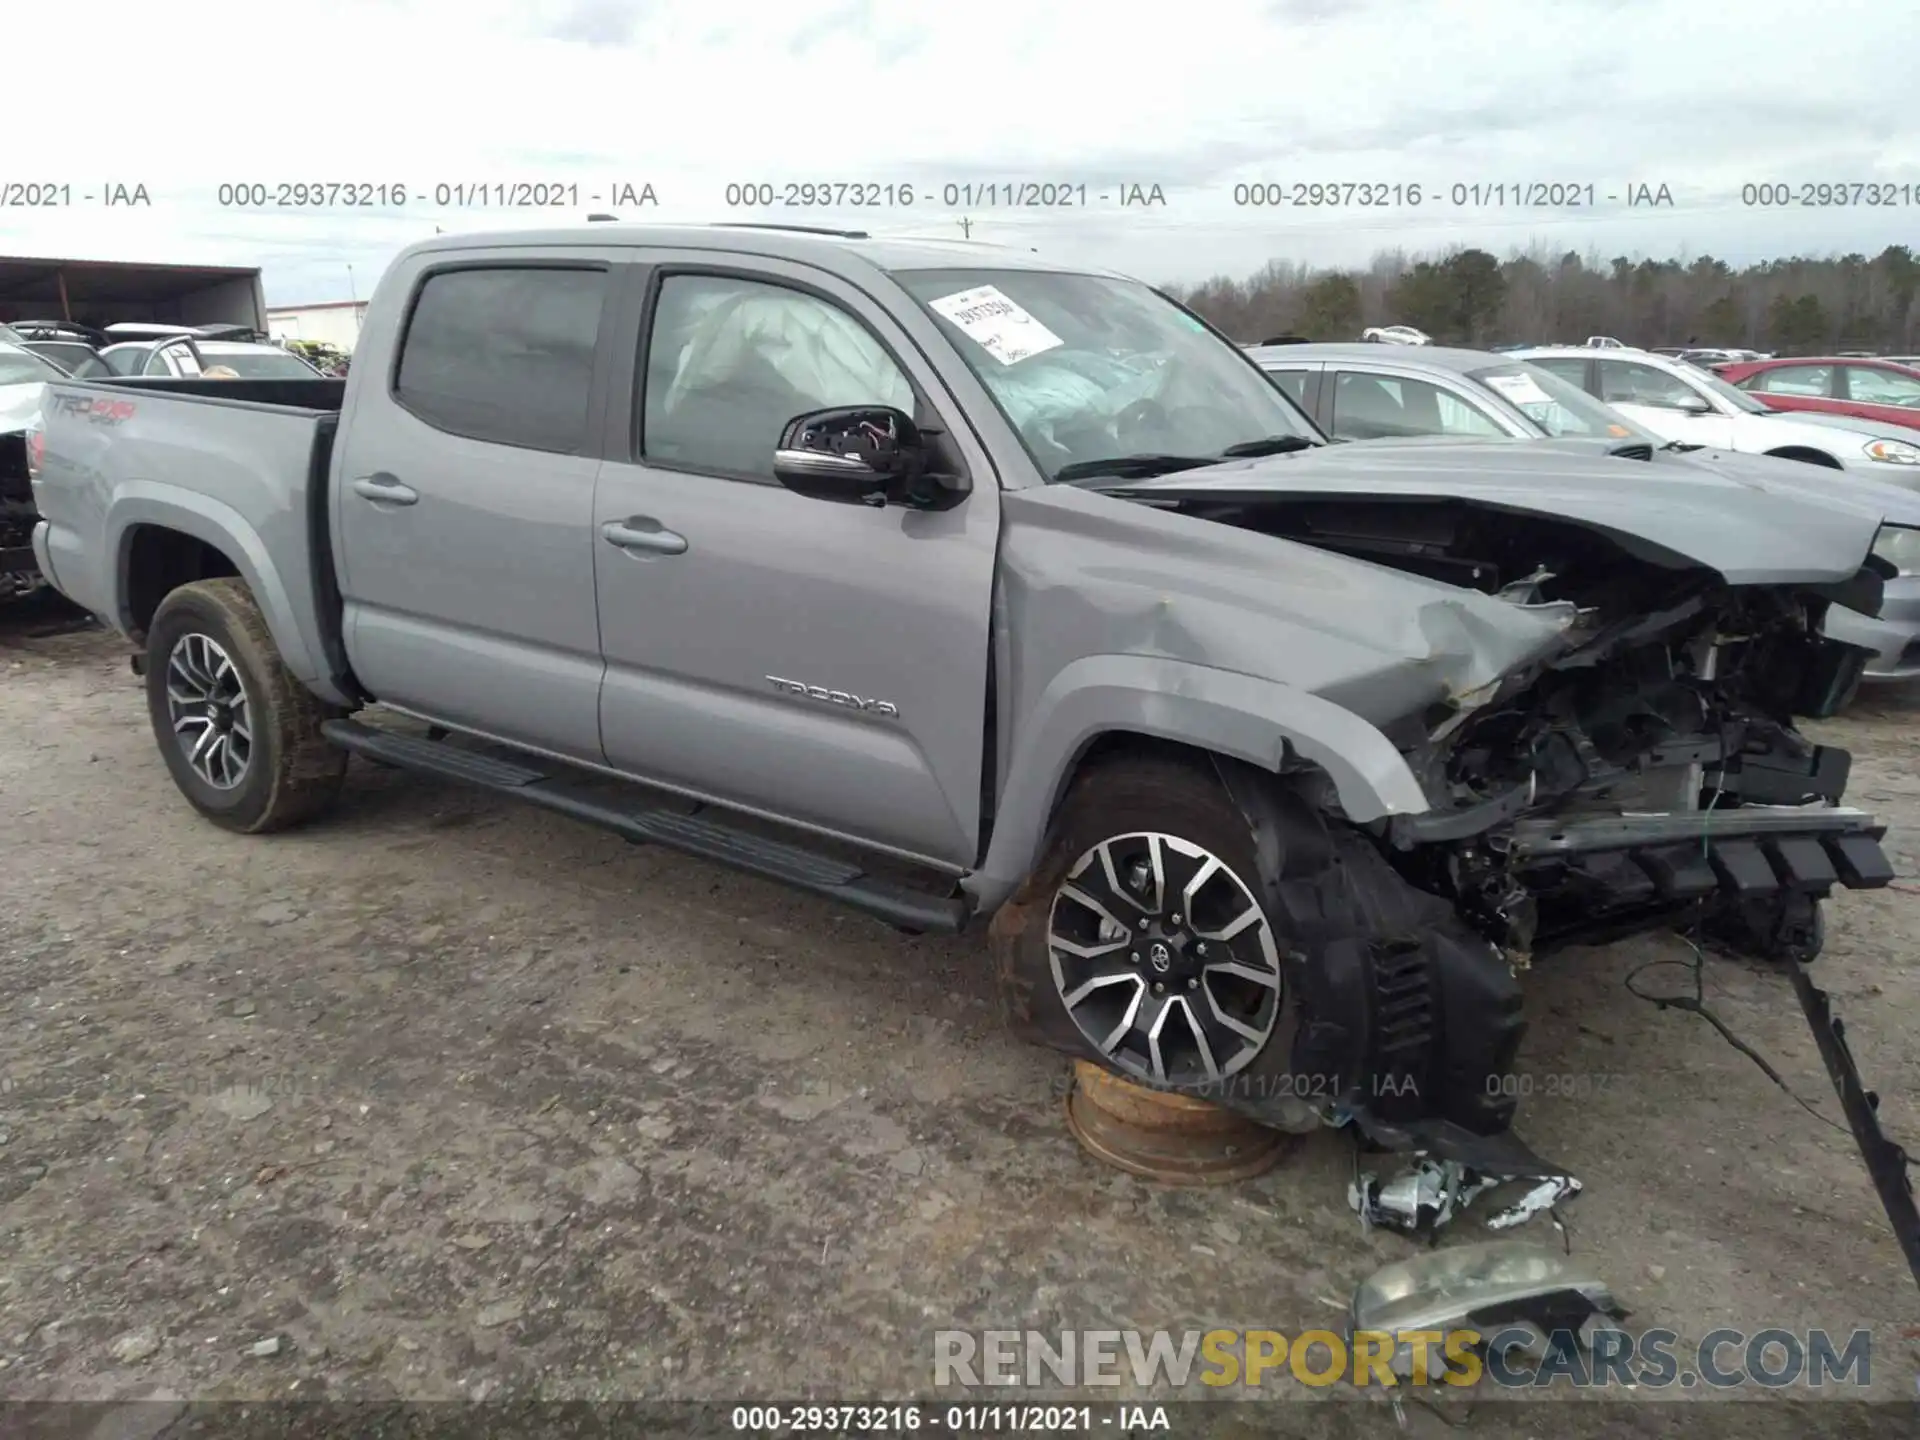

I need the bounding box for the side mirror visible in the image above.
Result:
[1670,393,1713,415]
[772,406,965,509]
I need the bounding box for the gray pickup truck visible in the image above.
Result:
[23,224,1919,1256]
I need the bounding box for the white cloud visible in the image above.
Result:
[7,0,1918,303]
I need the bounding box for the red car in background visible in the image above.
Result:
[1714,355,1920,433]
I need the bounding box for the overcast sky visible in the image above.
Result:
[9,0,1917,305]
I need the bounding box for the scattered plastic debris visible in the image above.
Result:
[1349,1157,1581,1239]
[1487,1174,1583,1230]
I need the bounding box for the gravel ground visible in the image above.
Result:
[3,595,1918,1436]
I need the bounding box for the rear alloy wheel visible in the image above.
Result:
[144,577,347,833]
[164,631,255,790]
[1047,830,1283,1087]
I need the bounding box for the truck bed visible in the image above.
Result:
[34,375,352,698]
[82,375,347,412]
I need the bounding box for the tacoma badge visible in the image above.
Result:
[766,675,899,719]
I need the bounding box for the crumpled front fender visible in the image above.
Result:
[963,653,1431,912]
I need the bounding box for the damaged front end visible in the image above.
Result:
[1382,563,1893,967]
[1081,470,1915,1273]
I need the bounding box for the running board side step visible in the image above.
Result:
[321,719,971,934]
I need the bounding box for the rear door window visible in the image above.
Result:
[1597,360,1698,408]
[395,266,609,454]
[1329,370,1506,440]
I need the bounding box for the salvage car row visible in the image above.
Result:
[15,223,1920,1293]
[1246,341,1920,681]
[2,322,329,597]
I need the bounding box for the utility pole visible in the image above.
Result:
[958,216,972,239]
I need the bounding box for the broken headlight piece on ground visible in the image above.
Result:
[1349,1240,1628,1385]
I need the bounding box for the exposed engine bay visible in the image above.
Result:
[1169,494,1895,961]
[1,432,45,598]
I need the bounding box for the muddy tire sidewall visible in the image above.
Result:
[144,579,345,834]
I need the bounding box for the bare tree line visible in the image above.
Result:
[1168,241,1920,354]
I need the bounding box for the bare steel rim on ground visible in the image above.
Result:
[1064,1058,1294,1185]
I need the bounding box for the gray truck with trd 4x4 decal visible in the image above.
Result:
[25,224,1920,1280]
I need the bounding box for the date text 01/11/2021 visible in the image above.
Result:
[210,182,661,209]
[722,182,1169,208]
[1228,181,1676,208]
[730,1405,1169,1432]
[0,182,150,207]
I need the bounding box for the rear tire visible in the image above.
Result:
[144,578,346,833]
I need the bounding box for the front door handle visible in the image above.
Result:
[601,517,688,556]
[350,473,419,506]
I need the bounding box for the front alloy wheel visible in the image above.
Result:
[165,631,254,790]
[1047,831,1283,1087]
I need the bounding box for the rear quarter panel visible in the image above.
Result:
[35,381,342,699]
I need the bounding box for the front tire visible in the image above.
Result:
[993,754,1325,1132]
[1032,758,1288,1091]
[144,578,347,833]
[991,751,1530,1141]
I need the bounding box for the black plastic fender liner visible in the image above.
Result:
[1211,756,1528,1141]
[1785,960,1920,1292]
[1344,1113,1573,1180]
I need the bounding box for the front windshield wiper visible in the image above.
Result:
[1219,433,1321,458]
[1052,453,1222,484]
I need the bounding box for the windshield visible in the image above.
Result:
[894,268,1322,481]
[202,348,321,379]
[1467,362,1657,441]
[0,344,64,385]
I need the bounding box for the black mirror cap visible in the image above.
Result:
[772,406,965,509]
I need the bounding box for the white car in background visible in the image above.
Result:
[0,340,58,422]
[1512,345,1920,484]
[1359,324,1431,345]
[98,335,325,380]
[1250,341,1920,685]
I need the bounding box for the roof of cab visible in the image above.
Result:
[1246,342,1520,372]
[395,223,1130,282]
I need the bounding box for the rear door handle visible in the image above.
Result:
[350,473,419,506]
[601,517,687,556]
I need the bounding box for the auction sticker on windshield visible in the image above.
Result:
[1482,372,1554,408]
[927,285,1064,365]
